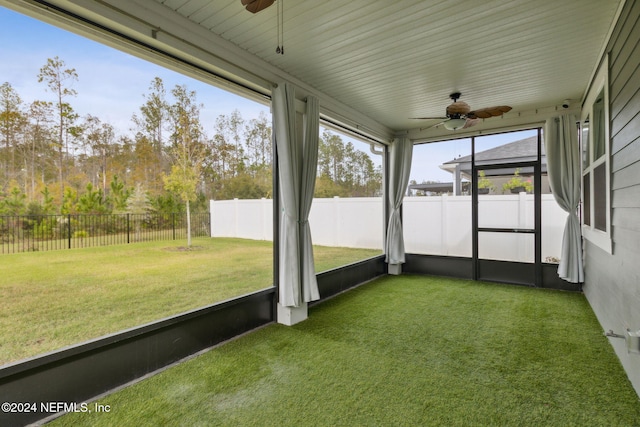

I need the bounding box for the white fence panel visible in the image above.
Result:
[236,198,271,240]
[210,198,273,240]
[211,197,383,249]
[403,194,567,262]
[211,195,567,262]
[210,199,238,238]
[309,197,383,248]
[403,195,472,257]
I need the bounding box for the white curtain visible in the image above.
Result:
[300,96,320,302]
[272,82,320,307]
[385,136,413,264]
[545,114,584,283]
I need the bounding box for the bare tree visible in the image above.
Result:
[37,56,78,203]
[131,77,169,194]
[0,82,26,191]
[24,100,54,199]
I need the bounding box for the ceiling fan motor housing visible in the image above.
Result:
[446,101,471,117]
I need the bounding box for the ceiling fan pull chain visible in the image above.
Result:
[276,0,284,54]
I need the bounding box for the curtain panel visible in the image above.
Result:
[385,136,413,265]
[272,82,320,307]
[545,114,584,283]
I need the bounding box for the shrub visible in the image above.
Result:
[502,168,533,193]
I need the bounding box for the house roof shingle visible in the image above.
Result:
[443,136,545,165]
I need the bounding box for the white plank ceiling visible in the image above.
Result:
[151,0,621,135]
[2,0,623,139]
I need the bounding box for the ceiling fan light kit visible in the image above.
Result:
[444,118,467,131]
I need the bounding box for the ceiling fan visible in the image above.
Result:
[413,92,512,131]
[241,0,275,13]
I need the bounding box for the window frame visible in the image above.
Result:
[580,55,612,253]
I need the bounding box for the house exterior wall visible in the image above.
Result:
[583,0,640,396]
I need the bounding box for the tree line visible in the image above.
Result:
[0,56,382,217]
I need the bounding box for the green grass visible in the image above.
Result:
[0,237,380,364]
[52,275,640,426]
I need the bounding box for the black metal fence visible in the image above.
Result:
[0,212,211,254]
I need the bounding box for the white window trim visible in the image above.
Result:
[581,55,612,254]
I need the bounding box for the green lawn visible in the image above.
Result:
[51,275,640,426]
[0,237,380,364]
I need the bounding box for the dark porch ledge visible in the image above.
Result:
[404,253,582,292]
[314,254,387,303]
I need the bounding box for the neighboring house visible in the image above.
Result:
[413,135,551,196]
[407,181,459,196]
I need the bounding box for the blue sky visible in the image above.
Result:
[0,6,269,135]
[0,5,534,184]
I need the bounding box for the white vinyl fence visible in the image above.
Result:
[210,194,567,262]
[210,197,384,248]
[403,194,566,262]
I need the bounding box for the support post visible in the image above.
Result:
[388,263,402,275]
[277,303,308,325]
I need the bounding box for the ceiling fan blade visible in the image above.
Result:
[410,116,448,120]
[242,0,275,13]
[467,106,512,119]
[423,119,450,130]
[463,118,481,129]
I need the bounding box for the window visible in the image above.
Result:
[311,127,384,270]
[0,8,277,364]
[580,56,612,253]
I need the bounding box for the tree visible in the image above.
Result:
[81,115,116,193]
[109,175,132,213]
[4,61,288,214]
[109,135,136,186]
[244,111,272,170]
[40,186,55,214]
[164,84,206,248]
[0,82,26,191]
[243,111,272,196]
[37,56,78,202]
[60,187,77,215]
[131,77,169,194]
[150,192,182,215]
[127,184,151,214]
[131,135,156,191]
[226,109,245,176]
[318,129,346,184]
[77,182,106,214]
[1,183,26,215]
[210,109,247,186]
[126,184,151,241]
[24,100,54,200]
[316,130,382,197]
